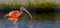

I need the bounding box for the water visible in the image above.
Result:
[0,20,59,28]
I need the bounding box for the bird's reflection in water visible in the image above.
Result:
[9,23,18,28]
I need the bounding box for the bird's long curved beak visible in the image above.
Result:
[24,9,32,19]
[20,7,32,19]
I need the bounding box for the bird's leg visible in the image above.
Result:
[12,19,18,24]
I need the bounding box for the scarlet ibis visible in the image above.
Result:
[3,6,32,24]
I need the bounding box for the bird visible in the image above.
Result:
[3,6,32,24]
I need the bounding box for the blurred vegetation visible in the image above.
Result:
[0,1,58,10]
[0,4,21,9]
[30,2,57,9]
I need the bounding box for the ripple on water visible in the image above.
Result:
[0,20,60,28]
